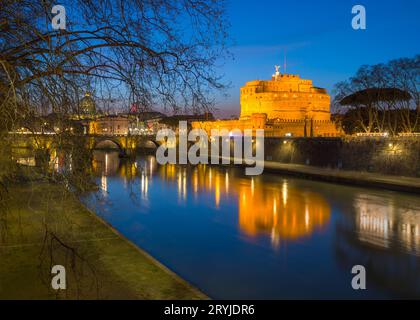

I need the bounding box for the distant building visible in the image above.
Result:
[88,111,167,135]
[161,113,214,130]
[89,115,130,135]
[80,92,96,116]
[192,67,341,137]
[127,111,167,135]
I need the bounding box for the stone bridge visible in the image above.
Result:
[87,135,160,154]
[9,133,161,156]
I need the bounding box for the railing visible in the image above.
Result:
[9,131,57,135]
[354,132,420,138]
[9,131,155,137]
[398,132,420,137]
[355,132,389,137]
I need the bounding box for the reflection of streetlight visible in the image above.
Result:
[141,173,148,198]
[215,174,220,208]
[193,170,198,194]
[177,170,187,201]
[149,157,154,176]
[183,170,187,200]
[208,168,212,188]
[101,175,107,194]
[105,153,108,175]
[282,181,288,206]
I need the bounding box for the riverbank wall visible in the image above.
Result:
[264,136,420,178]
[0,173,207,299]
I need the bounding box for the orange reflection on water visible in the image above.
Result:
[238,181,331,245]
[92,154,331,244]
[159,164,331,243]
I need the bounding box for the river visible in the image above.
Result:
[82,150,420,299]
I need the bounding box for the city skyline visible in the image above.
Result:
[1,0,419,305]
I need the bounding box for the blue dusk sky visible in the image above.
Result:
[214,0,420,118]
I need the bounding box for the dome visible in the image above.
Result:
[81,92,96,115]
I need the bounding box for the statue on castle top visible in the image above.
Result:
[273,65,281,80]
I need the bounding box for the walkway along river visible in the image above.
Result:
[80,150,420,299]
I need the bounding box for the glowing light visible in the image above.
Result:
[149,157,154,175]
[225,172,229,192]
[215,175,220,208]
[177,171,182,199]
[101,175,107,194]
[183,170,187,200]
[208,168,212,188]
[140,173,149,198]
[193,171,198,194]
[305,204,310,228]
[282,181,288,206]
[177,170,187,201]
[105,153,108,175]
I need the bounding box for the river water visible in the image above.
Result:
[83,150,420,299]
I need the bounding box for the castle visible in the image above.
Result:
[192,66,341,137]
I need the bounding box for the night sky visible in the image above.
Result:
[215,0,420,117]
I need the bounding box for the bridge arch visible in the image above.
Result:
[94,139,123,151]
[137,138,160,149]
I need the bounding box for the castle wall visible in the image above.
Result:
[264,137,420,177]
[239,74,331,121]
[192,114,341,137]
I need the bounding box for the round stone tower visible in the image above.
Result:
[240,67,331,121]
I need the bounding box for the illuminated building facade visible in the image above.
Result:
[89,115,130,135]
[193,67,341,137]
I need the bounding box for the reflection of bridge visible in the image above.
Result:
[10,133,161,155]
